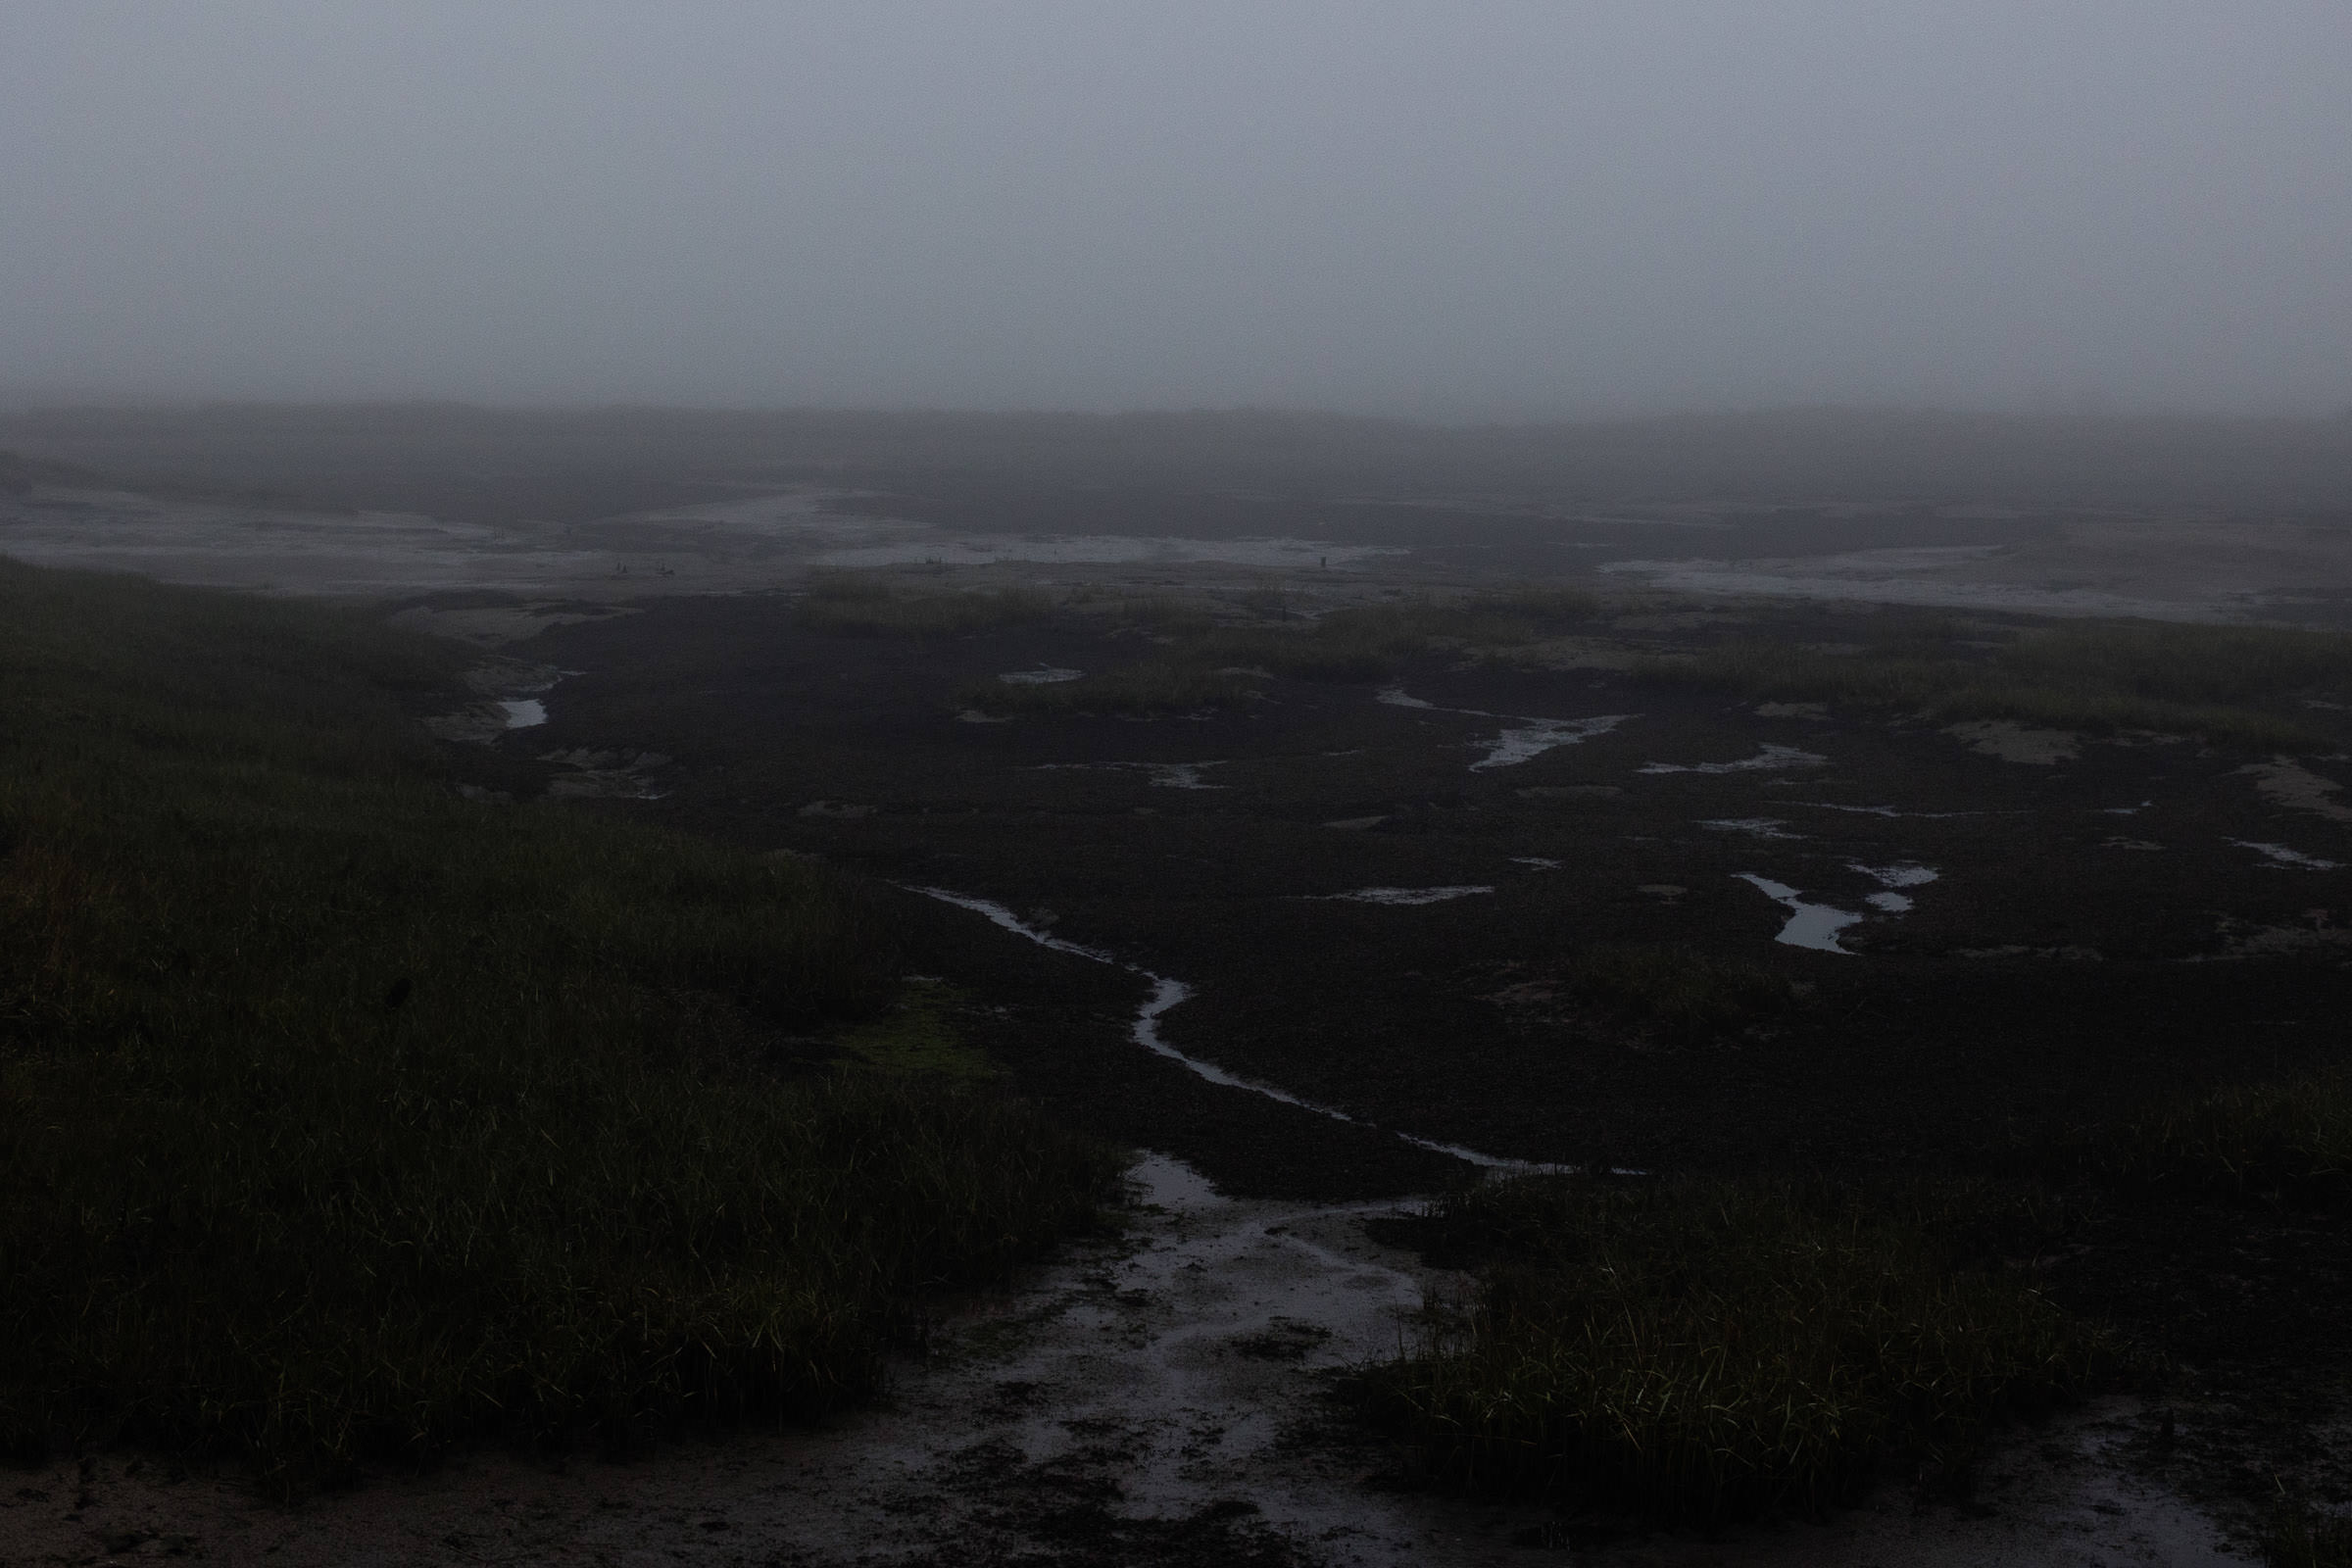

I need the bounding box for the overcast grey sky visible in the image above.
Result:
[5,2,2348,417]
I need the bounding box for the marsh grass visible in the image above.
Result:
[2266,1504,2352,1568]
[955,587,1600,714]
[798,571,1057,636]
[1207,592,1596,677]
[1566,945,1793,1045]
[958,661,1265,716]
[0,561,1121,1484]
[1641,616,2352,751]
[1353,1176,2099,1522]
[2081,1065,2352,1209]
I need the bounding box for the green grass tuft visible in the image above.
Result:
[0,560,1121,1484]
[1352,1175,2101,1523]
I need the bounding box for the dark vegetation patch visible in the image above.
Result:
[960,660,1266,717]
[935,585,1601,714]
[0,560,1121,1487]
[2076,1062,2352,1210]
[1352,1174,2101,1524]
[2266,1503,2352,1568]
[1642,613,2352,750]
[1484,944,1795,1047]
[798,570,1056,636]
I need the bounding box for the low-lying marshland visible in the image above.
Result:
[11,545,2352,1558]
[0,562,1121,1486]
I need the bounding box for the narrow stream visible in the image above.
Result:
[915,888,1572,1174]
[1377,686,1636,769]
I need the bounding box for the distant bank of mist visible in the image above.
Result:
[5,403,2350,520]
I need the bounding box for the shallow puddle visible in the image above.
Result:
[1851,861,1937,913]
[1038,760,1228,789]
[1472,713,1635,769]
[1377,686,1635,769]
[2237,758,2352,822]
[1315,885,1494,906]
[1703,817,1802,840]
[1738,875,1866,954]
[997,666,1084,685]
[498,698,547,728]
[1642,743,1827,775]
[2228,839,2343,871]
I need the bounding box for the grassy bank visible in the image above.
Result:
[1640,615,2352,750]
[1354,1176,2101,1522]
[0,561,1121,1484]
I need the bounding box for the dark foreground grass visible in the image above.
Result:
[0,561,1122,1484]
[2267,1505,2352,1568]
[1641,615,2352,751]
[1353,1176,2101,1523]
[2076,1062,2352,1210]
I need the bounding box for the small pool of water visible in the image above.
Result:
[1377,687,1635,769]
[2229,839,2343,871]
[1318,885,1494,906]
[999,666,1083,685]
[498,698,547,728]
[1642,743,1827,775]
[1703,817,1801,840]
[1739,874,1865,954]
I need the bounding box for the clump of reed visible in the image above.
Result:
[2265,1503,2352,1568]
[1565,944,1793,1044]
[1351,1175,2100,1523]
[2078,1064,2352,1209]
[1639,613,2352,751]
[0,560,1122,1485]
[798,571,1057,635]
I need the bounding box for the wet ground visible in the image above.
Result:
[9,469,2352,1559]
[503,588,2352,1197]
[0,1156,2251,1568]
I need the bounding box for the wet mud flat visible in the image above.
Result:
[0,1155,2252,1568]
[399,581,2352,1549]
[515,589,2352,1189]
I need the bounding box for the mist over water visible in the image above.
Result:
[6,2,2350,417]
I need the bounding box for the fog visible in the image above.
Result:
[6,2,2349,418]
